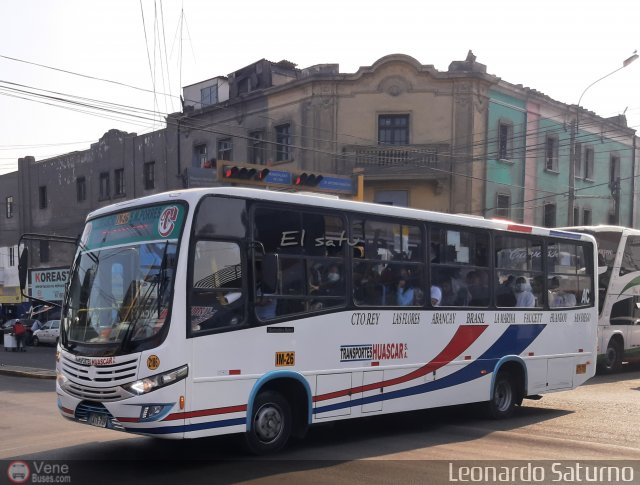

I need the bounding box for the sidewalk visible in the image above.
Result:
[0,344,56,379]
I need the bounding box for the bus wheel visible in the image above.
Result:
[245,390,291,454]
[486,371,516,419]
[602,340,623,373]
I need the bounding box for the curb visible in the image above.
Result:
[0,366,56,380]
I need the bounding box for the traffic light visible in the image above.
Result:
[222,164,270,182]
[294,173,324,187]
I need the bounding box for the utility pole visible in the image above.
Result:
[568,52,638,226]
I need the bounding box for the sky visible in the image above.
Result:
[0,0,638,175]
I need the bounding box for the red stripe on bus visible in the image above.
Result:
[313,325,488,402]
[162,404,248,421]
[507,224,533,233]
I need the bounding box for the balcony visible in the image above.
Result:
[341,144,449,179]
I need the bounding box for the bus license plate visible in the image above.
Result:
[88,413,108,428]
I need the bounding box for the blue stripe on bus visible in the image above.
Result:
[126,417,246,435]
[314,324,546,414]
[549,230,582,240]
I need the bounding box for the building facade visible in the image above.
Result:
[0,52,637,318]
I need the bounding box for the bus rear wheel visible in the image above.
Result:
[245,390,291,455]
[486,371,516,419]
[602,339,623,373]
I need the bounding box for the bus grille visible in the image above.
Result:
[75,401,124,430]
[60,354,140,402]
[62,381,129,402]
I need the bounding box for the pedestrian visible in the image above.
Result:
[13,320,27,352]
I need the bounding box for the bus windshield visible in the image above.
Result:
[62,203,185,351]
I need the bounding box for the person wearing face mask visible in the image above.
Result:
[514,276,535,307]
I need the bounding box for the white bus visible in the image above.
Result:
[41,188,597,453]
[562,226,640,372]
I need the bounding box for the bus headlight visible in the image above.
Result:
[121,365,189,396]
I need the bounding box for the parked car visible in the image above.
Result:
[32,320,60,346]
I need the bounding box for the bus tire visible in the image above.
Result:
[486,371,516,419]
[245,390,292,455]
[602,339,623,373]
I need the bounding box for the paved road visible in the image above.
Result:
[1,366,638,484]
[0,343,56,370]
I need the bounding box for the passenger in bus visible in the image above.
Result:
[549,277,577,308]
[438,275,469,306]
[396,268,415,306]
[430,285,442,306]
[467,270,490,306]
[514,276,536,307]
[531,275,545,306]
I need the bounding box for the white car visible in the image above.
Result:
[32,320,60,346]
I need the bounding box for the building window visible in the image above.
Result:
[378,114,409,145]
[498,122,513,160]
[610,154,620,185]
[76,177,86,202]
[275,124,291,161]
[114,169,125,196]
[144,162,155,190]
[374,190,409,207]
[6,196,13,218]
[545,135,559,171]
[584,147,594,179]
[574,142,582,179]
[193,144,207,168]
[40,240,49,264]
[249,131,265,165]
[217,139,233,161]
[9,247,15,267]
[543,203,556,228]
[583,209,592,225]
[495,193,511,219]
[39,186,47,209]
[200,85,218,107]
[99,172,110,200]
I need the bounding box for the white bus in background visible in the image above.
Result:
[562,225,640,372]
[22,188,598,454]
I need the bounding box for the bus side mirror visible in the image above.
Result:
[18,247,29,291]
[261,254,279,294]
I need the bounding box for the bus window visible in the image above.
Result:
[620,236,640,276]
[351,218,424,307]
[253,207,347,319]
[547,242,593,308]
[190,241,244,332]
[430,227,489,307]
[494,235,544,308]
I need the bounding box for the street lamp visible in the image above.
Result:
[568,51,638,226]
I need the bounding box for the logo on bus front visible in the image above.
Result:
[158,206,179,237]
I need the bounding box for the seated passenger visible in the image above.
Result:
[430,285,442,306]
[549,277,577,308]
[514,276,535,307]
[438,276,469,306]
[396,268,415,306]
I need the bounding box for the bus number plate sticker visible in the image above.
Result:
[88,413,108,428]
[275,352,295,367]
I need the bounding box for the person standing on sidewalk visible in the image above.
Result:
[13,321,27,351]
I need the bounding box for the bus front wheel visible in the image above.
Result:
[245,390,292,454]
[486,371,516,419]
[602,339,623,373]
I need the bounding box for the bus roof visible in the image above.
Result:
[88,187,595,242]
[562,225,640,236]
